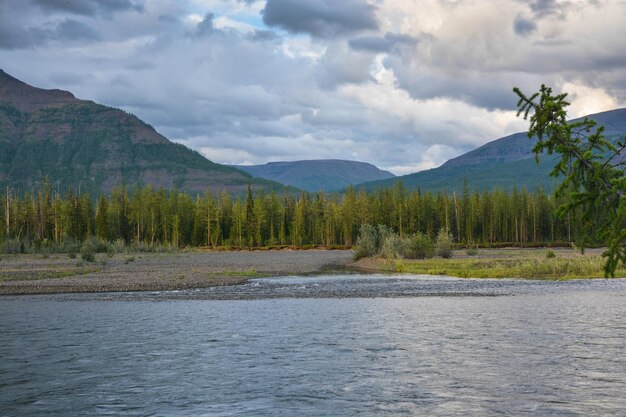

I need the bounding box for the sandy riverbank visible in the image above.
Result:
[0,250,355,295]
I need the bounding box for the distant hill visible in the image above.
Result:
[0,69,287,195]
[232,159,395,192]
[360,108,626,193]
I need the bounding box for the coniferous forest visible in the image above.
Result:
[1,179,590,253]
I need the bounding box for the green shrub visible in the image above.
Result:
[80,240,96,262]
[130,241,177,253]
[466,244,478,256]
[63,240,82,255]
[405,232,433,259]
[546,250,556,259]
[113,239,127,254]
[435,229,454,259]
[2,239,30,254]
[354,224,379,259]
[377,225,395,247]
[381,234,409,259]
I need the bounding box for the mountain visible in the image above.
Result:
[232,159,395,192]
[360,108,626,193]
[0,69,287,195]
[443,108,626,168]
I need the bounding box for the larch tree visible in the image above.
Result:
[514,84,626,276]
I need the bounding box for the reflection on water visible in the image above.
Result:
[1,276,625,416]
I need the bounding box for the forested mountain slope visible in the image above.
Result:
[0,69,286,195]
[233,159,395,192]
[361,108,626,193]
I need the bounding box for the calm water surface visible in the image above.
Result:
[1,275,626,416]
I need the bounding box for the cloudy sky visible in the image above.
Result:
[1,0,625,174]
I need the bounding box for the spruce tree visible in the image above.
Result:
[95,194,109,240]
[245,182,255,249]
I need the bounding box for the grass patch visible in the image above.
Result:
[0,267,101,282]
[393,255,626,280]
[208,270,268,279]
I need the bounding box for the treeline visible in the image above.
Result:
[1,180,589,251]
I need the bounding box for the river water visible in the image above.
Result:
[1,275,625,416]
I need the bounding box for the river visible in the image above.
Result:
[1,275,625,416]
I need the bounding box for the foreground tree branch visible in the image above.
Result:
[514,85,626,276]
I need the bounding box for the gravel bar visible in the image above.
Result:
[0,250,355,295]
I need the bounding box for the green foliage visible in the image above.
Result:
[514,85,626,276]
[546,250,556,259]
[113,239,127,253]
[356,226,435,260]
[3,238,29,254]
[362,159,558,194]
[0,101,288,196]
[245,182,256,249]
[354,224,379,259]
[0,181,605,253]
[380,234,408,259]
[466,244,479,256]
[80,240,95,262]
[435,229,454,258]
[376,225,395,248]
[405,232,434,259]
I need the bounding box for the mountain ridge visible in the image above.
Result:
[359,107,626,193]
[232,159,395,192]
[0,69,289,195]
[443,107,626,169]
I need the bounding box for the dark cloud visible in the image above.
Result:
[523,0,597,20]
[194,13,215,37]
[55,19,100,40]
[247,29,281,42]
[386,51,549,111]
[48,71,92,86]
[0,25,45,49]
[349,32,417,52]
[0,17,99,49]
[514,15,537,36]
[0,1,39,49]
[316,43,374,88]
[158,14,178,23]
[262,0,378,38]
[348,36,389,52]
[529,0,563,17]
[31,0,143,17]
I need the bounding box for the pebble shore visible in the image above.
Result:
[0,250,355,295]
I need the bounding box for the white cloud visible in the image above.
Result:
[561,82,621,118]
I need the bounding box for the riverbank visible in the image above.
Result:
[0,250,355,295]
[2,247,622,296]
[353,247,625,279]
